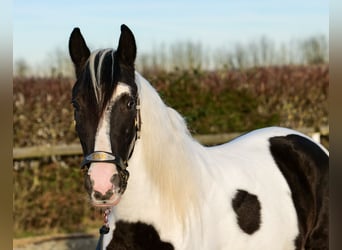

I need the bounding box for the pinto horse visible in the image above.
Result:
[69,25,328,250]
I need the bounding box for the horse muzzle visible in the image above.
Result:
[81,151,129,207]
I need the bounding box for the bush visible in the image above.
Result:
[13,157,103,237]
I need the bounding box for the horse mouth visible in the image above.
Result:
[90,193,122,208]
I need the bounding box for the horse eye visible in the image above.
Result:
[127,99,135,110]
[72,101,80,111]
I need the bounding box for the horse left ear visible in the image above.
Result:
[69,28,91,77]
[117,24,137,67]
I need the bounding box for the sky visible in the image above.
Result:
[13,0,329,70]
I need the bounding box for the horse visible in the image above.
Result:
[68,24,329,250]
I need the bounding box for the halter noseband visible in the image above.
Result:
[80,151,128,170]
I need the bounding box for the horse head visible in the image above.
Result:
[69,25,140,207]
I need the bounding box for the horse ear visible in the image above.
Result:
[69,28,91,76]
[116,24,136,67]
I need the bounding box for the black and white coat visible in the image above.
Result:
[69,25,329,250]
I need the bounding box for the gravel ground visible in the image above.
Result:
[14,235,98,250]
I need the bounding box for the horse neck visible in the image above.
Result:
[124,73,203,224]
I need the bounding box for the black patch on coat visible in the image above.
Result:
[269,134,329,250]
[232,189,261,234]
[106,221,174,250]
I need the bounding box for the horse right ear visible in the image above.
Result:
[69,28,90,77]
[116,24,136,68]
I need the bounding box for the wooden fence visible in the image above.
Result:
[13,126,328,161]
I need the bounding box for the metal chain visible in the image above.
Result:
[103,208,111,229]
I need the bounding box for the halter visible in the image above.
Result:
[80,96,141,195]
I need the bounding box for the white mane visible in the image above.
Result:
[135,72,204,223]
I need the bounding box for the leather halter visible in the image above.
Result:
[80,97,141,194]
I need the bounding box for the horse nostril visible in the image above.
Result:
[93,189,114,200]
[110,173,120,187]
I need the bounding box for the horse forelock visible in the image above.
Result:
[86,49,116,112]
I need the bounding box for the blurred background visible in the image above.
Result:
[13,0,329,249]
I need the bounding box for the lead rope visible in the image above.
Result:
[96,208,111,250]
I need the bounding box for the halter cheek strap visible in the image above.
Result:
[135,98,141,139]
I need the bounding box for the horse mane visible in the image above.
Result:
[135,72,204,225]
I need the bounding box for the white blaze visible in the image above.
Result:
[93,83,132,152]
[88,82,132,198]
